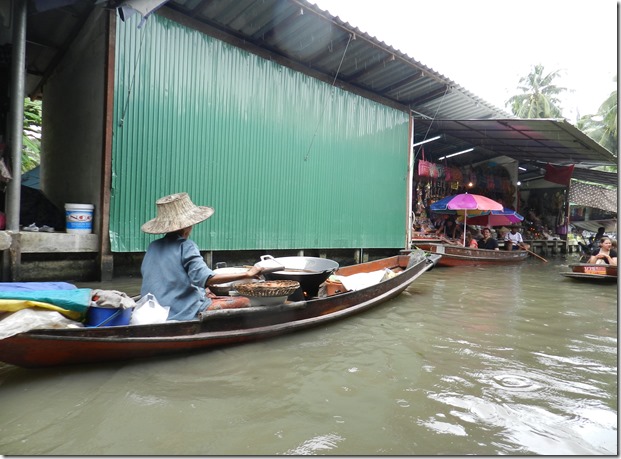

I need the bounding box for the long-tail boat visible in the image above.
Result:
[413,242,528,267]
[0,251,436,368]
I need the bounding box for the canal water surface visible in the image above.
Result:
[0,254,617,455]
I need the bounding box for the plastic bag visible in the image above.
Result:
[130,293,170,325]
[0,309,83,340]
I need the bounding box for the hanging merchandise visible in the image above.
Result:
[435,163,444,179]
[415,184,425,215]
[417,148,431,177]
[443,158,452,182]
[429,162,440,179]
[452,167,463,182]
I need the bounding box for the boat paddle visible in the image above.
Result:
[523,248,548,263]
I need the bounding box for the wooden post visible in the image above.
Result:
[0,231,11,281]
[9,232,21,281]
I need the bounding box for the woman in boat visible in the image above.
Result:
[140,192,264,321]
[478,227,499,250]
[440,230,478,248]
[465,231,478,248]
[587,237,617,266]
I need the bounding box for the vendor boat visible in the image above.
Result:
[560,263,618,283]
[413,242,528,267]
[0,252,435,368]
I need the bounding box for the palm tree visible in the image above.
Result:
[577,77,617,156]
[506,64,566,118]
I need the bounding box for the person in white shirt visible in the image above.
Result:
[504,225,530,250]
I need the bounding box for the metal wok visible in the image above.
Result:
[256,255,339,300]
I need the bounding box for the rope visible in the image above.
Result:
[119,24,148,128]
[413,84,450,160]
[304,33,353,162]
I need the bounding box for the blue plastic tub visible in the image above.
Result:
[85,306,133,327]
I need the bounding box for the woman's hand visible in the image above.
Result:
[245,266,263,279]
[207,266,264,286]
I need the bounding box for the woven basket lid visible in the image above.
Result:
[235,280,300,297]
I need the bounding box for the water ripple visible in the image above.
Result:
[284,433,344,455]
[492,374,542,392]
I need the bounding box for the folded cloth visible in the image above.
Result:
[0,288,92,321]
[334,270,386,292]
[92,289,136,309]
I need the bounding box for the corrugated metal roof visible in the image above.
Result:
[571,168,618,187]
[412,118,617,183]
[163,0,510,119]
[23,0,509,121]
[20,0,616,187]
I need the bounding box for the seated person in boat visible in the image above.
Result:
[420,217,436,234]
[578,227,606,255]
[503,225,530,251]
[587,237,617,266]
[436,216,461,240]
[412,217,436,237]
[440,230,478,248]
[478,227,499,250]
[465,231,478,248]
[140,192,264,321]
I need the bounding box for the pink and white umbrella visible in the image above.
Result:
[430,193,504,245]
[462,208,524,227]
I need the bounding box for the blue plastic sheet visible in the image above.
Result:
[0,282,77,292]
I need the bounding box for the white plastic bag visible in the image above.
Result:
[130,293,170,325]
[0,309,83,340]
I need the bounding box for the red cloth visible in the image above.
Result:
[544,163,574,185]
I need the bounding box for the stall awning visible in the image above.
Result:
[569,182,617,213]
[571,219,617,234]
[412,118,617,185]
[571,168,618,187]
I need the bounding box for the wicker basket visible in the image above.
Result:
[235,280,300,297]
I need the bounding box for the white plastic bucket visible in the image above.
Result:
[65,203,94,234]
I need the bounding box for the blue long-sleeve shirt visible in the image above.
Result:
[140,233,214,321]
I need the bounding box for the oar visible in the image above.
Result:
[523,248,548,263]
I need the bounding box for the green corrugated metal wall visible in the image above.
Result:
[110,14,410,252]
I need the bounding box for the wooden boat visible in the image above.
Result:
[0,252,434,368]
[413,242,528,267]
[561,263,618,282]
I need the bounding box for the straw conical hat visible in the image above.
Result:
[141,192,214,234]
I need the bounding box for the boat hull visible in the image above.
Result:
[0,254,433,368]
[414,242,529,267]
[561,263,618,282]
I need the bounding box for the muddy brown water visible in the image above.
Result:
[0,253,616,455]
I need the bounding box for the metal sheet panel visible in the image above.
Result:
[110,13,409,252]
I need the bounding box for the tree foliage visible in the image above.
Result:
[576,77,617,157]
[22,97,42,173]
[506,64,565,118]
